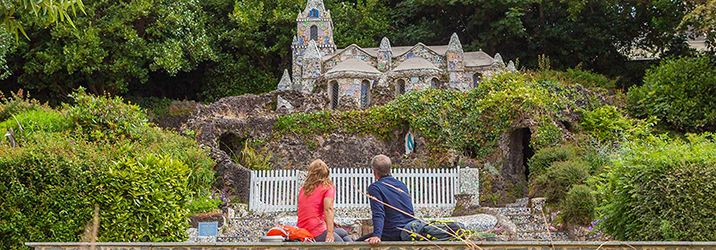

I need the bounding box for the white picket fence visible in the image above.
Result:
[249,167,460,212]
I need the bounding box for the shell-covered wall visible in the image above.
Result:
[296,20,334,48]
[466,66,498,89]
[392,44,446,70]
[324,46,378,72]
[447,50,465,90]
[328,78,377,106]
[377,50,391,72]
[395,75,441,93]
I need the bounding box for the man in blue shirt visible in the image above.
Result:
[356,155,415,246]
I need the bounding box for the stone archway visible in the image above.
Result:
[502,128,534,194]
[218,133,246,161]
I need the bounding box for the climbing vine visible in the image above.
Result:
[275,71,604,159]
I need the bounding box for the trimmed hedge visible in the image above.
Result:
[596,133,716,240]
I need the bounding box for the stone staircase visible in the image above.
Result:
[488,198,568,241]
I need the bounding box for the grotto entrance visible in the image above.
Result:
[502,128,534,195]
[218,133,246,161]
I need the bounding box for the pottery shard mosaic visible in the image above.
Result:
[284,0,509,109]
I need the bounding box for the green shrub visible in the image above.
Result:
[581,105,653,142]
[0,90,43,121]
[529,68,617,89]
[596,133,716,241]
[0,92,215,249]
[559,184,596,226]
[92,155,191,242]
[528,144,582,178]
[0,133,106,250]
[66,88,148,141]
[581,141,614,174]
[627,56,716,132]
[230,139,273,170]
[532,160,590,202]
[125,96,174,122]
[187,196,223,215]
[130,126,216,195]
[0,110,71,137]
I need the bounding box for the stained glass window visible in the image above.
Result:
[397,79,406,96]
[473,73,482,89]
[310,25,318,41]
[330,81,339,109]
[361,80,370,109]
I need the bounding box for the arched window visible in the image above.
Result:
[330,81,339,109]
[360,80,370,109]
[430,78,439,89]
[309,9,319,18]
[396,79,406,97]
[310,25,318,41]
[473,73,482,89]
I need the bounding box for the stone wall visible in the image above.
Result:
[26,241,716,250]
[184,90,418,201]
[184,90,328,201]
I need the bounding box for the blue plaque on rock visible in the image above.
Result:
[198,222,218,237]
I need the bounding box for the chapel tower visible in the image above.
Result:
[291,0,336,88]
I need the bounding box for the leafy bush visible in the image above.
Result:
[0,90,43,121]
[627,56,716,132]
[581,105,653,142]
[66,88,148,141]
[125,96,174,122]
[187,196,223,215]
[0,91,215,249]
[0,27,9,80]
[0,110,71,137]
[596,133,716,241]
[532,160,590,202]
[0,133,96,249]
[233,139,274,171]
[559,184,596,226]
[528,144,582,178]
[529,68,617,89]
[92,155,191,242]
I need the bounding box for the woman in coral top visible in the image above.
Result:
[297,159,352,242]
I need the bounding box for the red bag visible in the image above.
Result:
[266,225,315,242]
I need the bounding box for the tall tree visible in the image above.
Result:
[4,0,215,101]
[196,0,302,101]
[680,0,715,49]
[385,0,691,87]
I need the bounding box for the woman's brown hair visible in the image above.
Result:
[302,159,333,196]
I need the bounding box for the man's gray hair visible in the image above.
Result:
[371,154,392,177]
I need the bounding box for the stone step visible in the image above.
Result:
[506,198,530,208]
[516,232,569,240]
[516,224,549,232]
[489,207,532,216]
[507,215,532,225]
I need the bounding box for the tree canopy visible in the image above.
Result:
[0,0,699,103]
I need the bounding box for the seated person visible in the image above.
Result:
[357,155,415,245]
[297,159,352,242]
